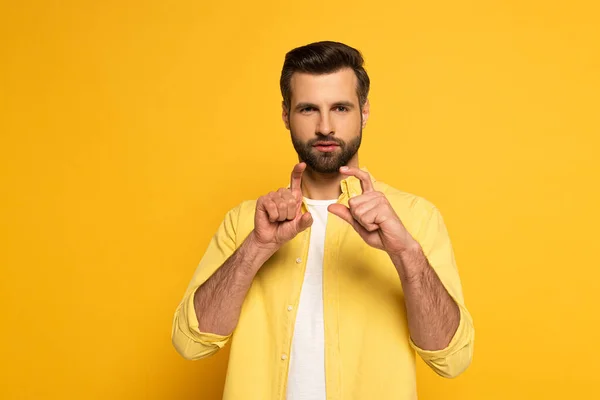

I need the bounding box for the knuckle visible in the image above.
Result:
[259,198,266,207]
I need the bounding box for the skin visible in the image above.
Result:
[193,163,312,336]
[194,68,460,351]
[282,68,369,200]
[328,166,460,350]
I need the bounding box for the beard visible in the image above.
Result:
[290,125,362,174]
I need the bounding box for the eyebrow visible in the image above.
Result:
[294,101,356,111]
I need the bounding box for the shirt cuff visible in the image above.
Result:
[409,300,473,360]
[180,287,232,347]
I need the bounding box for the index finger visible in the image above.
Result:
[339,166,374,193]
[290,162,306,197]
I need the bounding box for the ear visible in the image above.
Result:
[361,99,370,129]
[282,101,290,130]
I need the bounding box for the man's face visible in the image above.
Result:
[282,68,369,173]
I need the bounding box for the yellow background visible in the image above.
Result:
[1,1,599,399]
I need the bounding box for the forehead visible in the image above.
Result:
[289,68,358,104]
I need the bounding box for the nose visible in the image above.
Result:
[316,113,334,136]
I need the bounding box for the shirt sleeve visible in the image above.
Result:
[409,205,475,378]
[171,203,242,360]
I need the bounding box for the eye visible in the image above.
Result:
[335,106,349,112]
[301,107,316,113]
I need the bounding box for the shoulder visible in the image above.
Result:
[221,199,257,241]
[222,199,257,225]
[236,199,258,215]
[375,180,437,215]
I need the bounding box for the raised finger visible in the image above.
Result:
[339,166,374,193]
[290,162,306,199]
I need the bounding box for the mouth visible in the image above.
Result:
[313,141,340,152]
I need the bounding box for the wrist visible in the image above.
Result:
[388,242,426,283]
[388,239,422,260]
[230,232,279,278]
[247,230,280,255]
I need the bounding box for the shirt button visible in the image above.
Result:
[281,354,288,360]
[287,305,293,311]
[295,257,302,264]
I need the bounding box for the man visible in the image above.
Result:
[172,41,474,400]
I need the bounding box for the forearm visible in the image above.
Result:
[390,245,460,351]
[194,231,277,336]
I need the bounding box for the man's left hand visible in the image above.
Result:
[327,166,420,256]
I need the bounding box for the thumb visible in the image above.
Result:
[296,211,313,232]
[327,204,354,225]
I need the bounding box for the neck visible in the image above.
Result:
[300,155,359,200]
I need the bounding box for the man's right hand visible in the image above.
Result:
[251,162,313,250]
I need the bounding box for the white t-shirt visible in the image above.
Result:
[286,197,339,400]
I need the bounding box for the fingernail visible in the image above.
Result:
[340,166,349,171]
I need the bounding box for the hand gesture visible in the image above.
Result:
[327,166,418,256]
[252,162,313,249]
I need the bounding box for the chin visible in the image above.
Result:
[312,163,343,174]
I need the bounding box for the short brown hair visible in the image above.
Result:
[280,41,370,111]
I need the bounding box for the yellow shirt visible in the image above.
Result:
[172,168,474,399]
